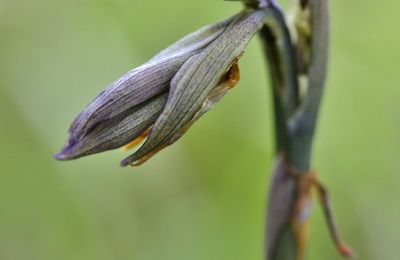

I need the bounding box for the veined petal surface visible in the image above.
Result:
[121,9,267,166]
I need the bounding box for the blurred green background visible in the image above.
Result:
[1,0,399,259]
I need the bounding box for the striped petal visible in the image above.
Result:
[121,9,267,166]
[56,13,243,161]
[67,13,242,143]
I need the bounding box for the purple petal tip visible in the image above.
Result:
[54,144,78,161]
[54,152,69,161]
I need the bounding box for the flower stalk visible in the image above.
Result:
[255,0,354,259]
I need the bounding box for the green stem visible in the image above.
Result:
[289,0,330,172]
[259,5,300,153]
[258,4,301,259]
[258,0,330,259]
[238,0,331,259]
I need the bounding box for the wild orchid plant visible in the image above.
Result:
[56,0,354,259]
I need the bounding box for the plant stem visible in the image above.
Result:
[238,1,351,259]
[258,0,331,259]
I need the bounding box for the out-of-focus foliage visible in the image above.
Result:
[0,0,399,259]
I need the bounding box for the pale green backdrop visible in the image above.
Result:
[0,0,399,259]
